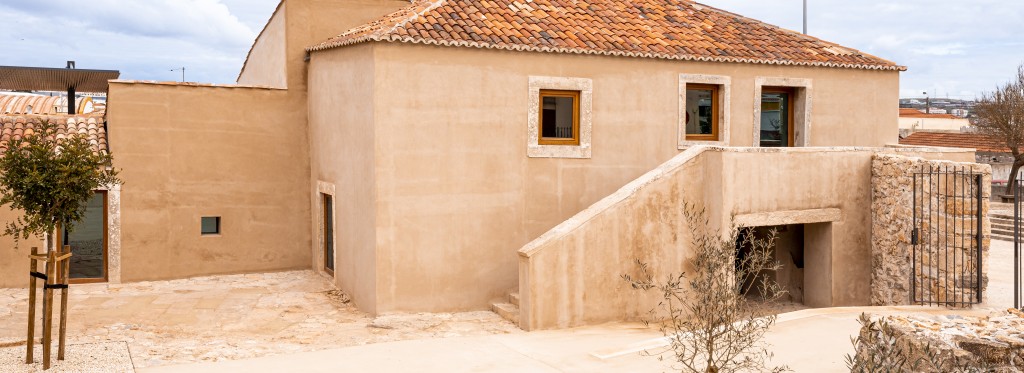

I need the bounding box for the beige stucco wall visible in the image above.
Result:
[308,40,905,313]
[308,44,379,313]
[237,4,288,87]
[106,81,312,282]
[0,208,45,288]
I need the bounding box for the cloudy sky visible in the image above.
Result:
[1,0,1021,99]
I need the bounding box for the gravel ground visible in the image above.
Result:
[0,342,133,373]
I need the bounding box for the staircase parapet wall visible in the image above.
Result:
[517,145,979,331]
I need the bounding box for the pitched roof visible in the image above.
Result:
[899,108,960,120]
[308,0,903,71]
[899,132,1008,154]
[0,115,108,155]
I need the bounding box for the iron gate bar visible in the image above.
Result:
[911,164,984,307]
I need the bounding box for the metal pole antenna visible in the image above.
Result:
[803,0,808,34]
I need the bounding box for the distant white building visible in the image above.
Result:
[899,108,970,131]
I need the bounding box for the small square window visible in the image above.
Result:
[538,90,580,146]
[201,216,220,235]
[685,84,719,141]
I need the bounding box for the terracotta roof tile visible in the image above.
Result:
[0,114,108,155]
[308,0,903,71]
[899,108,960,120]
[899,132,1008,154]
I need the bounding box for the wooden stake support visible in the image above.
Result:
[25,244,72,370]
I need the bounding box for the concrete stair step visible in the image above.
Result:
[993,224,1015,231]
[509,292,520,307]
[490,301,519,326]
[992,235,1014,242]
[992,228,1015,236]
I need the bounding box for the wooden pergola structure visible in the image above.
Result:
[0,63,119,114]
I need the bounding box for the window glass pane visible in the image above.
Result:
[541,95,575,139]
[760,92,790,147]
[66,193,104,279]
[685,89,715,135]
[201,217,220,235]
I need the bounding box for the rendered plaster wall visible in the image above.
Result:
[106,81,312,282]
[284,0,408,93]
[307,44,379,313]
[357,43,901,313]
[518,147,976,330]
[0,208,45,288]
[870,153,991,305]
[237,4,288,88]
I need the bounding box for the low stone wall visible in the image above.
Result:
[870,154,991,305]
[855,310,1024,371]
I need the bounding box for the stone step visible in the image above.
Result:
[490,301,519,326]
[992,228,1015,236]
[993,224,1015,232]
[991,214,1015,221]
[992,234,1014,242]
[509,292,520,307]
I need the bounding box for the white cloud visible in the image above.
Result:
[0,0,278,84]
[911,44,967,56]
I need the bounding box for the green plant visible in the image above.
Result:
[623,203,788,373]
[0,119,120,252]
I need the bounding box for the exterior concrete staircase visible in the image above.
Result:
[489,291,520,327]
[991,213,1015,242]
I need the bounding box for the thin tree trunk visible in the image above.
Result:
[1010,161,1024,198]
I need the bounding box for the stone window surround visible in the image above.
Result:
[752,77,813,147]
[679,74,732,148]
[45,184,122,284]
[316,181,337,278]
[527,76,593,159]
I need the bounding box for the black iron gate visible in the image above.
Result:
[1014,179,1024,309]
[912,165,984,307]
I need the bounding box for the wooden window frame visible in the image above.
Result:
[762,87,796,147]
[538,89,581,146]
[322,193,335,276]
[684,83,720,141]
[69,190,108,285]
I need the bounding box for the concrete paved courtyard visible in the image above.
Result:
[0,271,519,369]
[0,237,1017,372]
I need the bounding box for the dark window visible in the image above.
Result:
[539,90,580,145]
[323,194,335,274]
[760,88,794,147]
[201,216,220,235]
[685,84,719,140]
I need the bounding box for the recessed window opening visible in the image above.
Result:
[539,89,580,146]
[322,194,335,274]
[201,216,220,235]
[685,84,719,141]
[759,86,797,147]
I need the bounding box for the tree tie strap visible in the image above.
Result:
[30,272,47,280]
[44,284,68,290]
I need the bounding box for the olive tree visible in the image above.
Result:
[0,119,120,253]
[623,203,788,373]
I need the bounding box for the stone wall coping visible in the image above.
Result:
[733,208,842,227]
[518,145,971,259]
[109,80,286,91]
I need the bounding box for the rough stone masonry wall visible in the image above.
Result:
[855,310,1024,372]
[871,154,991,306]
